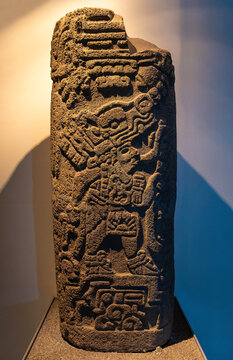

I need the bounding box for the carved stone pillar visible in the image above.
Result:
[50,7,176,352]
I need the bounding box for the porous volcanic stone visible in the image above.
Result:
[50,7,176,352]
[26,299,205,360]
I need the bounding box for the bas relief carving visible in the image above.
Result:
[51,7,176,352]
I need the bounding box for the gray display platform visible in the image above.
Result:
[25,298,204,359]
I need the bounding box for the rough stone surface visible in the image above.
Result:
[26,299,205,359]
[50,7,176,352]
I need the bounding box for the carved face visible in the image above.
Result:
[97,107,128,139]
[117,143,139,174]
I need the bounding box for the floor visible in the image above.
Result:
[26,298,204,360]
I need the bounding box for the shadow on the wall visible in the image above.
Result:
[175,153,233,360]
[176,4,233,358]
[0,137,56,360]
[1,140,232,360]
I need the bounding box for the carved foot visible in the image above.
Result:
[83,250,114,275]
[127,250,158,275]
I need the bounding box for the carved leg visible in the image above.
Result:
[85,219,106,255]
[120,216,158,275]
[121,235,138,259]
[84,220,113,274]
[126,250,159,275]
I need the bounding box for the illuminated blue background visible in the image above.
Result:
[175,1,233,359]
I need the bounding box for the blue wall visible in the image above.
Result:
[175,155,233,360]
[175,1,233,359]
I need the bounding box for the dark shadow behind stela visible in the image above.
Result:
[0,136,201,360]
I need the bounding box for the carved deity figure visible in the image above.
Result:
[51,8,176,352]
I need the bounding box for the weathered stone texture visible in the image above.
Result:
[50,7,176,352]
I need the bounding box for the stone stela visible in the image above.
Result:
[50,7,176,352]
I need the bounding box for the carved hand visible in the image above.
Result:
[131,173,146,205]
[140,120,166,162]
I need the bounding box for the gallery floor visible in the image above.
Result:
[25,298,204,360]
